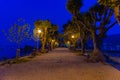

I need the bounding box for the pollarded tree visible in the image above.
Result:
[64,20,89,53]
[67,0,89,54]
[72,16,90,53]
[67,0,82,16]
[63,21,79,49]
[34,20,51,53]
[81,4,118,62]
[4,18,31,58]
[47,24,58,50]
[98,0,119,8]
[66,0,118,62]
[98,0,120,24]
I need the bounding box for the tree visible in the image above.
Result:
[66,0,118,62]
[47,24,58,50]
[63,21,79,50]
[34,20,51,53]
[67,0,89,54]
[67,0,82,16]
[4,18,31,58]
[70,5,117,62]
[72,16,90,53]
[98,0,120,24]
[98,0,119,8]
[81,4,117,62]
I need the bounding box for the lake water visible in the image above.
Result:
[0,39,37,61]
[0,46,35,61]
[0,47,16,61]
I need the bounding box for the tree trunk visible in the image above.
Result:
[41,42,45,52]
[48,42,52,51]
[41,27,47,53]
[89,33,105,63]
[73,41,76,51]
[50,42,53,50]
[81,38,85,54]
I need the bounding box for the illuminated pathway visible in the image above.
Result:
[0,48,120,80]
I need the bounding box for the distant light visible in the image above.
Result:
[55,42,58,45]
[67,41,70,44]
[38,30,42,33]
[71,35,75,38]
[52,40,55,42]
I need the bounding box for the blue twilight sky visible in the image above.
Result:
[0,0,120,59]
[0,0,120,36]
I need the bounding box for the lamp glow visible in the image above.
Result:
[38,29,42,33]
[52,40,55,42]
[71,35,75,38]
[67,41,70,44]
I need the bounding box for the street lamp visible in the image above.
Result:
[52,39,55,42]
[55,41,59,47]
[71,35,75,39]
[37,29,42,52]
[51,39,55,49]
[38,29,42,34]
[71,35,76,48]
[67,41,70,44]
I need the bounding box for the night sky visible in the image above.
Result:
[0,0,120,38]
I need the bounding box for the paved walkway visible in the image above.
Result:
[0,48,120,80]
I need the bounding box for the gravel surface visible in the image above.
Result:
[0,48,120,80]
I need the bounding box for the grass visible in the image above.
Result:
[0,56,31,66]
[0,51,44,66]
[11,57,30,64]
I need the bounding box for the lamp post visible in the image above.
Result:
[71,35,76,49]
[37,29,42,52]
[51,39,55,50]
